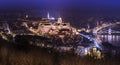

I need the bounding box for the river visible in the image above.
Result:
[99,35,120,47]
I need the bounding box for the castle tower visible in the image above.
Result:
[58,17,62,23]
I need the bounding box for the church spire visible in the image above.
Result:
[47,12,50,19]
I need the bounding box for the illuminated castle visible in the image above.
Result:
[24,13,80,44]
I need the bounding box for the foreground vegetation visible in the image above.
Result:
[0,42,120,65]
[0,35,120,65]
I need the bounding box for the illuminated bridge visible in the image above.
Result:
[93,22,120,35]
[97,28,120,35]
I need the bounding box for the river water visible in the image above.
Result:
[99,35,120,47]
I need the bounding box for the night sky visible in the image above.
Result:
[0,0,120,27]
[1,0,120,15]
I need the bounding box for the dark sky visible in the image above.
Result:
[0,0,120,27]
[1,0,120,28]
[1,0,120,16]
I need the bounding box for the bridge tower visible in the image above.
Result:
[108,28,112,35]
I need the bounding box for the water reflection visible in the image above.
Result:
[99,35,120,47]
